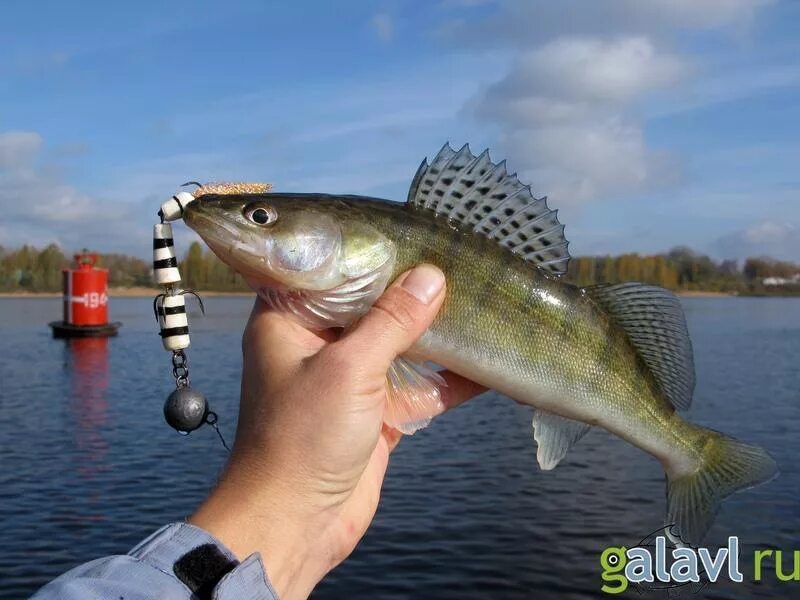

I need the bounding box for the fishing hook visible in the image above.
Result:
[179,289,206,316]
[152,289,206,322]
[153,292,167,322]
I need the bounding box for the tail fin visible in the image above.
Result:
[666,427,778,546]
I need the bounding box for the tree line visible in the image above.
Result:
[0,244,152,292]
[1,242,798,294]
[565,247,800,294]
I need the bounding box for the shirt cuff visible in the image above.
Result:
[130,522,279,599]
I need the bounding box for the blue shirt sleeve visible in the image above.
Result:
[32,522,280,599]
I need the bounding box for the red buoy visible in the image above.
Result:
[50,252,121,338]
[64,253,108,326]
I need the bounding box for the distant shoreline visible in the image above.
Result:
[0,288,761,299]
[0,287,255,298]
[674,290,733,298]
[2,288,798,299]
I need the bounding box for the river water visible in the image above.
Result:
[0,296,797,599]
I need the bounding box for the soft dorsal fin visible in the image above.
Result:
[584,283,695,411]
[408,143,571,277]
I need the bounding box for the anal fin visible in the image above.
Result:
[532,410,591,470]
[384,357,446,435]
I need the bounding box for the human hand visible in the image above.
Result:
[190,265,485,599]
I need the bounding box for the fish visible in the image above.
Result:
[180,143,778,546]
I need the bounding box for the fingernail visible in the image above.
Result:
[402,265,445,304]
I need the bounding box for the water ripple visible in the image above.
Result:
[0,297,797,599]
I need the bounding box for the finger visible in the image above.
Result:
[242,298,330,373]
[439,370,488,409]
[333,265,446,375]
[247,296,340,343]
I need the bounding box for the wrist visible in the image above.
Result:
[189,466,333,599]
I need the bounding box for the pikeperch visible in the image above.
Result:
[179,143,777,545]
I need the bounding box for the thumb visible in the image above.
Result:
[336,264,446,373]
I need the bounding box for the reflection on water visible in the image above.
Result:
[0,296,798,599]
[66,338,109,480]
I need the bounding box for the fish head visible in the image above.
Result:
[183,194,347,291]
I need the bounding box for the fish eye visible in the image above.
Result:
[243,203,278,226]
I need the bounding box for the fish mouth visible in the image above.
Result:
[183,209,241,254]
[183,207,276,283]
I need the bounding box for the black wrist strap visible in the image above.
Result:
[173,543,239,599]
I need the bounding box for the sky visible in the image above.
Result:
[1,0,798,262]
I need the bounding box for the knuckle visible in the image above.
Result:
[372,293,418,333]
[315,345,357,378]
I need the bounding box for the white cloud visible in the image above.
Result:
[370,13,394,43]
[625,0,773,29]
[0,131,95,224]
[441,0,773,47]
[0,130,149,254]
[473,36,685,204]
[713,221,800,261]
[518,37,685,103]
[451,0,777,208]
[648,63,800,119]
[476,36,685,115]
[0,131,42,169]
[743,221,796,245]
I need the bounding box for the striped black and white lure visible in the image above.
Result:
[152,182,270,448]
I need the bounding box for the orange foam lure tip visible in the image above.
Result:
[194,182,273,197]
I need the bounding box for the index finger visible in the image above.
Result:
[243,298,334,372]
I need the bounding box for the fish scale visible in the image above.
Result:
[349,200,663,433]
[181,143,777,547]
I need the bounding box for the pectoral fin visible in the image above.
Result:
[532,410,591,470]
[384,357,446,435]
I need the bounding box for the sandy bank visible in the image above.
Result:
[674,290,735,298]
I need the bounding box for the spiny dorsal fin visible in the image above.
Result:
[584,283,695,411]
[408,143,571,277]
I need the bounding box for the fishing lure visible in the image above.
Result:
[151,182,269,447]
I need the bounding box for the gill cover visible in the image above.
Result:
[260,209,344,290]
[249,213,397,328]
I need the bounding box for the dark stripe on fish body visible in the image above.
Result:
[160,326,189,338]
[439,225,463,279]
[593,312,620,393]
[472,256,497,313]
[427,214,440,241]
[464,237,507,341]
[154,257,178,269]
[556,291,575,342]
